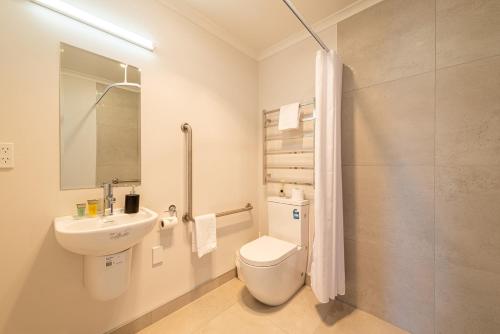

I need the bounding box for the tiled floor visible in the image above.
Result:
[138,279,408,334]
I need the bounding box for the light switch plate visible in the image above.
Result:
[152,246,163,265]
[0,143,14,168]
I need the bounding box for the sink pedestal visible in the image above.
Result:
[54,207,158,300]
[83,248,132,301]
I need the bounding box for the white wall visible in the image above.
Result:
[257,26,337,257]
[0,0,258,333]
[60,73,97,188]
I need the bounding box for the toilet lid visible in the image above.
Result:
[239,236,298,267]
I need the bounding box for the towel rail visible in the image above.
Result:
[263,99,316,187]
[265,117,314,128]
[266,165,314,170]
[266,149,313,155]
[266,132,314,141]
[266,178,314,186]
[181,123,253,223]
[263,101,314,115]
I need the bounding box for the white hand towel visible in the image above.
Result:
[278,102,300,130]
[191,214,217,258]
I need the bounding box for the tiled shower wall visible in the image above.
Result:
[96,84,140,185]
[337,0,500,333]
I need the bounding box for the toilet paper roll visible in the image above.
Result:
[160,216,178,230]
[291,188,304,201]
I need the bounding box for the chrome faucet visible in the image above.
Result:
[102,183,116,216]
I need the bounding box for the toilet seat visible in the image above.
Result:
[240,236,298,267]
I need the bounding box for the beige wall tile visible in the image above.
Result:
[96,85,140,184]
[436,56,500,166]
[343,166,435,259]
[338,2,437,332]
[436,165,500,274]
[340,238,434,334]
[436,0,500,68]
[341,165,435,333]
[338,0,435,92]
[97,126,139,164]
[334,1,500,333]
[342,73,435,165]
[435,260,500,334]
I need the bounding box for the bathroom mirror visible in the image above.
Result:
[59,43,141,190]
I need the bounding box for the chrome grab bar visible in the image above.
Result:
[216,203,253,217]
[181,123,193,223]
[181,123,253,223]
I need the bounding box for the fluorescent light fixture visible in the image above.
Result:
[31,0,155,51]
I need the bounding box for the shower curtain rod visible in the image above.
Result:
[281,0,330,52]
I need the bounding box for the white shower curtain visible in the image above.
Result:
[311,50,345,303]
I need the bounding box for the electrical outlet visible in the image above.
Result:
[0,143,14,168]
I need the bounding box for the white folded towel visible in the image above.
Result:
[278,102,300,130]
[191,213,217,258]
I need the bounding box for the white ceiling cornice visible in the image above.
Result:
[258,0,384,60]
[157,0,384,62]
[157,0,259,59]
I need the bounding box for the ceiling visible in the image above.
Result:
[160,0,361,59]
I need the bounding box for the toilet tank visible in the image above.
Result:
[267,197,309,246]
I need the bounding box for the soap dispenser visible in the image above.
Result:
[124,186,140,214]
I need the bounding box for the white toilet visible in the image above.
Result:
[239,197,309,306]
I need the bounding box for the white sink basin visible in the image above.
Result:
[55,207,158,256]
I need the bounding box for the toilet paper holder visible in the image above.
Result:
[166,205,177,217]
[160,205,178,230]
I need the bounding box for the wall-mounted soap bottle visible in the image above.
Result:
[124,186,140,214]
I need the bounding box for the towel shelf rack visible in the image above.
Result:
[263,101,314,115]
[266,178,314,186]
[266,149,313,155]
[263,100,316,187]
[265,116,315,128]
[181,122,254,223]
[266,132,314,141]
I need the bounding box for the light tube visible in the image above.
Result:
[31,0,155,51]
